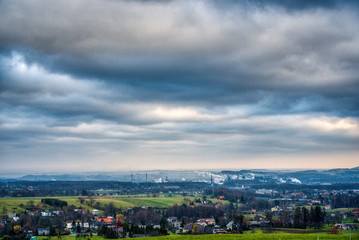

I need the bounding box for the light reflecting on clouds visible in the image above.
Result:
[1,0,359,172]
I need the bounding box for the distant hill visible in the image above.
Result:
[220,167,359,185]
[1,167,358,184]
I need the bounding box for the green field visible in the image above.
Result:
[137,232,359,240]
[0,195,227,215]
[32,232,359,240]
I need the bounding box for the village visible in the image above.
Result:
[1,184,359,239]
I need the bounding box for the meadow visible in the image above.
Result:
[32,231,359,240]
[0,195,227,215]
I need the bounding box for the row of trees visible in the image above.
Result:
[232,206,325,230]
[40,199,68,208]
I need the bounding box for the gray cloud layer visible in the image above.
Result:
[0,0,358,172]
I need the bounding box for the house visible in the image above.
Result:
[52,210,63,215]
[167,217,181,228]
[138,224,146,229]
[23,229,33,239]
[74,221,90,229]
[91,209,100,215]
[325,205,332,210]
[172,220,181,228]
[74,209,88,214]
[29,211,38,217]
[335,223,353,230]
[213,225,226,234]
[38,227,50,236]
[226,221,235,231]
[7,213,16,218]
[271,206,282,212]
[66,221,73,229]
[41,211,53,217]
[185,223,206,233]
[167,217,178,222]
[197,218,215,226]
[183,223,194,232]
[83,222,90,229]
[97,217,115,225]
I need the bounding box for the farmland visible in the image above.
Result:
[32,231,359,240]
[1,181,358,240]
[0,195,227,215]
[133,232,359,240]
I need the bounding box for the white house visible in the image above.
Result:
[91,209,100,215]
[66,221,73,229]
[226,221,234,231]
[172,221,181,228]
[38,227,50,236]
[41,211,53,217]
[7,213,16,218]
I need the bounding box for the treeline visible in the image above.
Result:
[0,181,209,197]
[166,205,224,220]
[231,206,326,231]
[204,188,256,203]
[331,194,359,208]
[41,198,68,208]
[274,206,325,229]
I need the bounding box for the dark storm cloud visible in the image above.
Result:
[0,0,359,171]
[1,0,358,116]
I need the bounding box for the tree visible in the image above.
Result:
[192,224,199,233]
[302,207,309,229]
[78,197,85,204]
[27,200,34,207]
[76,219,81,233]
[116,213,126,223]
[159,217,167,228]
[311,206,324,229]
[265,211,273,222]
[294,207,302,228]
[104,202,116,217]
[2,206,7,216]
[13,225,21,234]
[87,196,95,206]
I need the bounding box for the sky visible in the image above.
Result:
[1,0,359,173]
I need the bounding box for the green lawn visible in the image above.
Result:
[31,231,359,240]
[326,208,356,213]
[135,232,359,240]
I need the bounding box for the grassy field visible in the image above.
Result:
[0,195,227,215]
[32,231,359,240]
[135,232,359,240]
